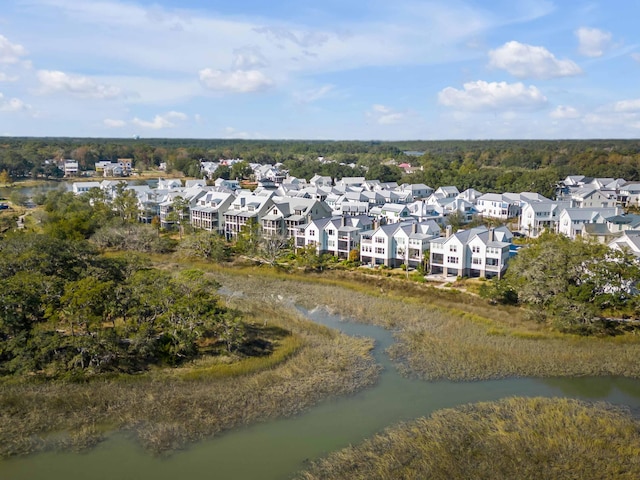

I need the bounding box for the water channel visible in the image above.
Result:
[2,307,640,479]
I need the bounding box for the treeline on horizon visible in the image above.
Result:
[3,137,640,198]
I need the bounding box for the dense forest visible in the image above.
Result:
[2,138,640,198]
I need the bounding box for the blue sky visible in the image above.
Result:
[0,0,639,139]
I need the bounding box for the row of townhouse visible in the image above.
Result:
[297,215,373,259]
[359,220,441,268]
[429,226,513,279]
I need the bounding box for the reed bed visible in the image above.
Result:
[0,302,378,458]
[297,397,640,480]
[209,266,640,381]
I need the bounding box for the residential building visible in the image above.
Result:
[63,159,79,177]
[190,191,236,233]
[260,197,332,239]
[570,187,612,208]
[360,220,440,268]
[557,207,620,239]
[608,230,640,258]
[520,201,571,237]
[298,215,372,259]
[223,191,274,239]
[429,226,512,278]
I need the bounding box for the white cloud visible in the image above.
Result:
[199,68,273,93]
[438,80,547,111]
[293,84,335,104]
[0,72,19,82]
[367,104,411,125]
[613,99,640,113]
[583,112,640,131]
[488,41,582,79]
[131,111,187,129]
[633,53,640,63]
[37,70,123,99]
[231,46,269,70]
[103,118,126,128]
[221,126,267,139]
[0,92,31,112]
[576,27,612,57]
[550,105,580,119]
[0,35,28,64]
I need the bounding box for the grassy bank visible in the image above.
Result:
[297,397,640,480]
[201,265,640,381]
[0,300,378,458]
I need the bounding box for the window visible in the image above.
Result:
[447,256,459,263]
[309,229,316,236]
[472,257,482,265]
[375,247,385,254]
[328,229,334,235]
[375,236,385,244]
[472,245,480,253]
[328,240,335,247]
[449,245,457,252]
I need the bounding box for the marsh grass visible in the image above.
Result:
[0,299,378,458]
[204,265,640,381]
[297,397,640,480]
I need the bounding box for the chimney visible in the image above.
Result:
[489,228,495,242]
[341,216,346,227]
[412,222,417,234]
[445,225,452,238]
[373,219,379,230]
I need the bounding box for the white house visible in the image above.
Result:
[608,230,640,258]
[429,226,512,278]
[570,187,612,208]
[260,197,332,239]
[360,220,440,268]
[476,193,521,220]
[369,203,412,224]
[520,201,571,237]
[223,191,275,239]
[190,191,236,233]
[63,159,79,177]
[309,174,333,188]
[72,181,101,194]
[298,215,372,259]
[557,207,620,239]
[618,182,640,207]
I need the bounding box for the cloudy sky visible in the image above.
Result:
[0,0,639,139]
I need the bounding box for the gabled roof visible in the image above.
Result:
[560,207,618,221]
[571,186,602,199]
[609,230,640,254]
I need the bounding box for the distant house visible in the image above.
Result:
[520,201,571,237]
[63,159,79,177]
[397,183,432,200]
[72,181,101,194]
[476,193,521,220]
[557,207,620,239]
[570,187,612,208]
[608,230,640,257]
[617,182,640,207]
[369,203,412,224]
